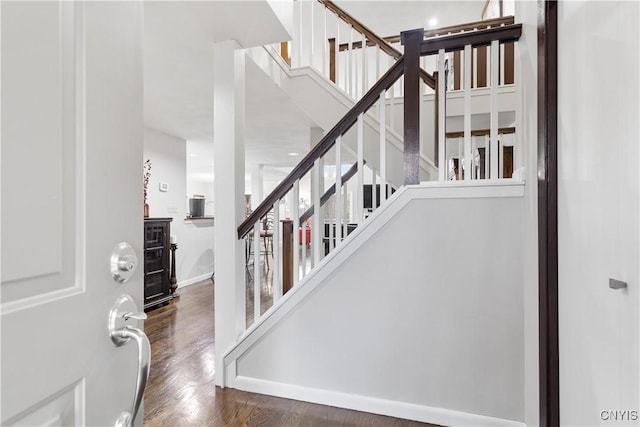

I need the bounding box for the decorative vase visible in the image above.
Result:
[144,203,149,218]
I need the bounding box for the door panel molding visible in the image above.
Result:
[1,1,86,306]
[2,379,85,427]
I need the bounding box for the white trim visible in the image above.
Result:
[233,376,525,427]
[0,286,84,316]
[222,181,525,365]
[177,272,213,289]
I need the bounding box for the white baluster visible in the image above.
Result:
[471,136,477,179]
[356,113,364,224]
[348,26,354,97]
[372,167,377,212]
[375,46,380,84]
[500,42,505,86]
[438,48,446,181]
[312,158,321,266]
[490,39,499,179]
[295,0,302,67]
[499,135,504,179]
[323,6,328,77]
[253,221,260,323]
[273,201,281,303]
[375,48,380,117]
[458,137,463,180]
[336,16,340,90]
[309,0,315,69]
[301,206,307,278]
[379,91,387,203]
[292,180,300,284]
[335,136,342,246]
[484,135,490,178]
[328,158,335,252]
[464,44,472,181]
[389,86,395,133]
[342,180,348,239]
[361,33,367,96]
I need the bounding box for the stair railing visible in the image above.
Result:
[280,0,435,98]
[239,23,521,333]
[377,16,517,91]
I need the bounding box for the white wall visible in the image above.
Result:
[558,2,639,425]
[233,183,525,424]
[514,2,540,424]
[144,127,215,287]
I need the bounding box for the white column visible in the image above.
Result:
[292,0,301,68]
[213,40,245,387]
[251,164,264,209]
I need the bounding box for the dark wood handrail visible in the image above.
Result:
[319,0,435,89]
[238,57,405,239]
[423,16,515,38]
[420,24,522,55]
[320,0,401,60]
[339,16,515,50]
[299,160,363,224]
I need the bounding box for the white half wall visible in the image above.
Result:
[144,127,214,287]
[228,182,525,425]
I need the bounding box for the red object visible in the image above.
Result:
[299,226,311,245]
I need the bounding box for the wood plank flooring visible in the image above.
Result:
[144,278,438,426]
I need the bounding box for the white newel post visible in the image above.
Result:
[213,40,246,387]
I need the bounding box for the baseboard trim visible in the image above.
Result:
[233,376,525,427]
[177,272,213,289]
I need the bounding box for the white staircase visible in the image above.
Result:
[226,13,526,427]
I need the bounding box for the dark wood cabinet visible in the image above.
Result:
[144,218,173,310]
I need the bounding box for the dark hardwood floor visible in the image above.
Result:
[144,275,438,426]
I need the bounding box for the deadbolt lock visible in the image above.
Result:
[110,242,138,283]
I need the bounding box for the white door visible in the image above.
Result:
[1,2,146,425]
[558,2,639,425]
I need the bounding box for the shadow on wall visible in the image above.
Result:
[190,248,214,279]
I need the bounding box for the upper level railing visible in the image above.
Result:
[239,23,522,333]
[279,0,435,101]
[331,16,516,91]
[359,16,517,91]
[275,5,517,157]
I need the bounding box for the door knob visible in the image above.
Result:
[110,242,138,283]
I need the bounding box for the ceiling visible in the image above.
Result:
[144,0,293,142]
[143,1,492,184]
[335,1,485,37]
[144,0,315,184]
